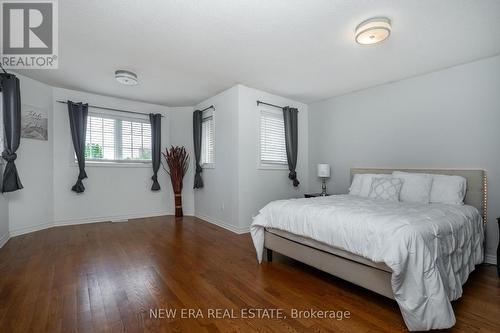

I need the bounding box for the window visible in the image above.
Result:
[260,109,287,166]
[201,110,214,166]
[83,112,152,163]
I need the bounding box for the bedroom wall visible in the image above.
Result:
[0,195,8,247]
[52,88,173,224]
[7,75,54,236]
[0,73,188,242]
[193,86,240,232]
[0,95,8,246]
[168,107,195,216]
[193,84,309,232]
[308,55,500,264]
[237,85,308,229]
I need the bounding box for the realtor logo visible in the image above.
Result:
[1,0,58,68]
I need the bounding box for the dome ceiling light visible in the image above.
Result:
[355,17,391,45]
[115,70,138,85]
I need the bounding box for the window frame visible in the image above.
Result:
[258,107,288,170]
[72,110,153,167]
[201,109,215,169]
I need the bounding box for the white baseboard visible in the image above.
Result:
[52,211,172,227]
[0,232,9,248]
[9,221,54,237]
[8,211,174,238]
[195,213,250,234]
[484,253,497,265]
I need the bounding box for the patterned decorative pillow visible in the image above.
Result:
[368,177,403,202]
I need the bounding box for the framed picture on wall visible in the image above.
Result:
[21,104,49,141]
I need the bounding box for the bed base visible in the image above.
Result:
[264,231,394,299]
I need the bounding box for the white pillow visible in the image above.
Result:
[360,174,392,197]
[368,177,403,202]
[348,174,363,196]
[392,171,433,203]
[429,174,466,205]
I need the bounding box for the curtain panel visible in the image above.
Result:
[283,106,300,187]
[67,101,89,193]
[0,73,23,193]
[192,110,203,188]
[149,113,162,191]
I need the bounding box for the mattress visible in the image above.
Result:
[265,228,391,272]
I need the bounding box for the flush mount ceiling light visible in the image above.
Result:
[115,70,138,85]
[355,17,391,45]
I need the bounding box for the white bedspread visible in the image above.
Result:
[250,195,483,331]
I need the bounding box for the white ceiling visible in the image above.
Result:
[14,0,500,106]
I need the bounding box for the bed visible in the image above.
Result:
[250,168,486,331]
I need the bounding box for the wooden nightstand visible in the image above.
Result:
[497,217,500,277]
[304,193,331,198]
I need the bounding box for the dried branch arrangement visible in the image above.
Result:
[162,146,189,217]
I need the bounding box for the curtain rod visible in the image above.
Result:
[256,100,298,112]
[198,105,215,112]
[56,100,165,117]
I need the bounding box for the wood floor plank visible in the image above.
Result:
[0,216,498,332]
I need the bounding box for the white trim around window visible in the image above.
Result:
[201,108,215,168]
[258,107,288,170]
[69,109,155,167]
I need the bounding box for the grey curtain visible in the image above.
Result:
[0,73,23,193]
[192,110,203,188]
[149,113,161,191]
[67,101,88,193]
[283,106,300,187]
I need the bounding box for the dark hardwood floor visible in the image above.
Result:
[0,216,498,332]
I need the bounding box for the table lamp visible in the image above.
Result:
[317,164,330,196]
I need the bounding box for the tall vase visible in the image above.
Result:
[174,192,183,217]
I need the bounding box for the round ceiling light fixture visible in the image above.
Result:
[355,17,391,45]
[115,70,138,85]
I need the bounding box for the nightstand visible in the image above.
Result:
[497,217,500,277]
[304,193,331,198]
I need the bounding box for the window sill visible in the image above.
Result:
[258,163,289,170]
[73,161,152,168]
[202,163,215,169]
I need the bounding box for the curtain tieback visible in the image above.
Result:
[196,165,203,173]
[78,170,88,180]
[289,171,300,187]
[1,151,17,162]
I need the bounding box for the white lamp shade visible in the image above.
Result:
[317,164,330,178]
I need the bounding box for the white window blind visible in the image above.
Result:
[260,110,287,165]
[201,111,214,165]
[84,112,152,162]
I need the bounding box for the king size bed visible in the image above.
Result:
[250,168,486,331]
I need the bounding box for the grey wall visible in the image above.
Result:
[168,107,196,216]
[52,88,173,226]
[194,86,240,231]
[6,76,53,235]
[238,85,308,228]
[0,74,191,243]
[0,95,8,245]
[308,55,500,264]
[0,195,7,246]
[193,85,309,232]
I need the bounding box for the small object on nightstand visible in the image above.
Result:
[304,193,331,198]
[497,217,500,277]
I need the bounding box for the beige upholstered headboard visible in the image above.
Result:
[350,168,487,223]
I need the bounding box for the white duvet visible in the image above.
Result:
[250,195,483,331]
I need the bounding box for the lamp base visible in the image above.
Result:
[321,178,328,196]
